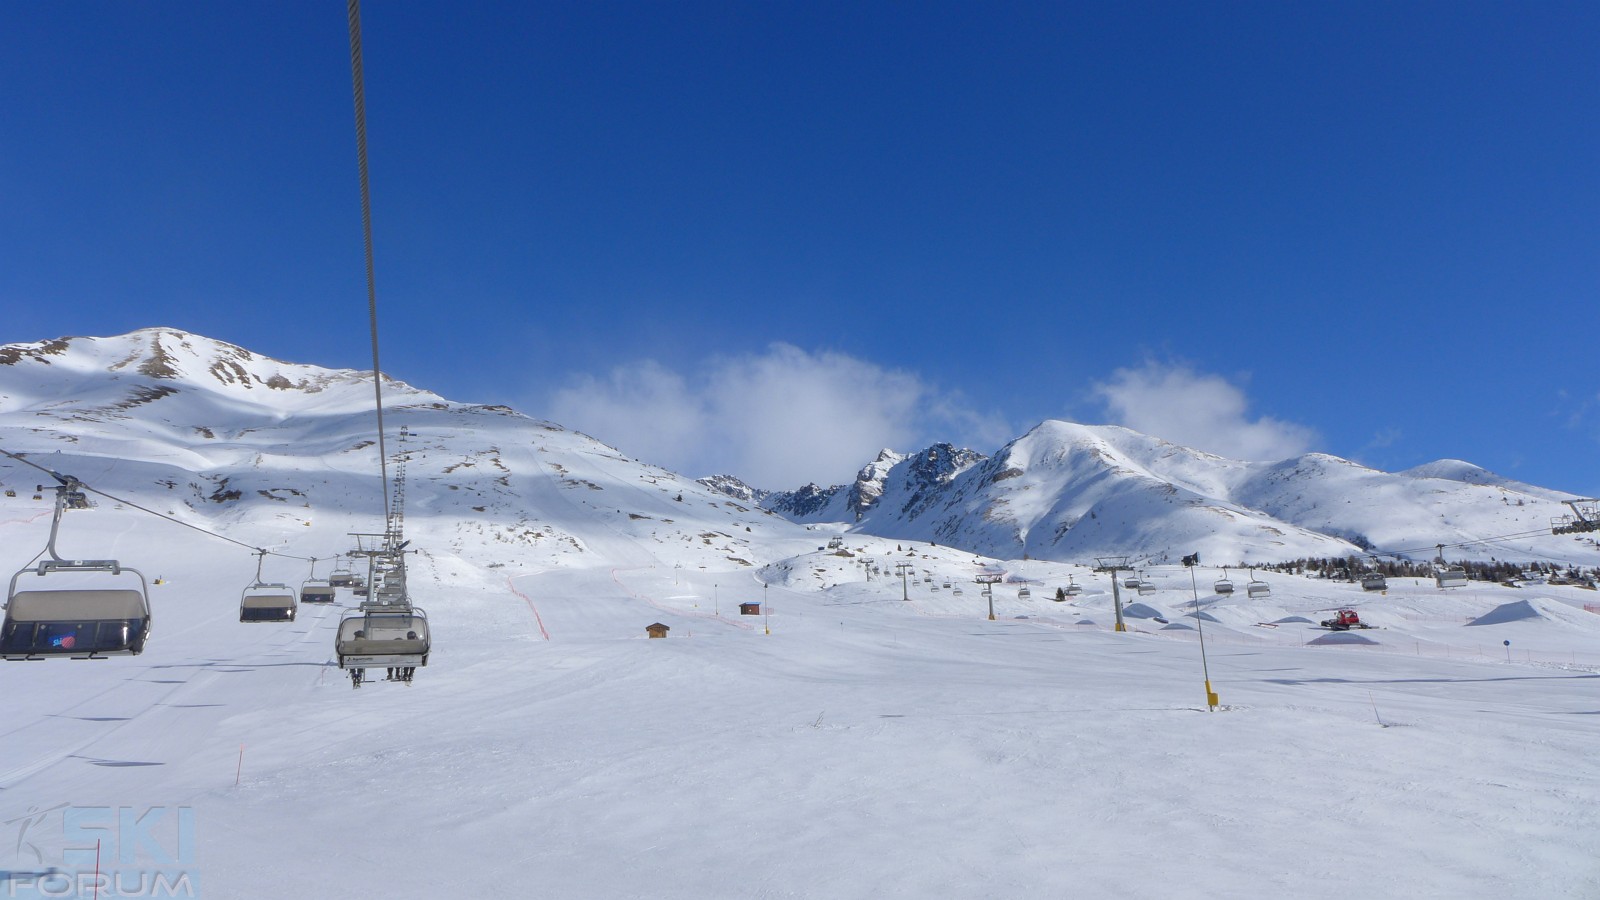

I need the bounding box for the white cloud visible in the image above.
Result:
[1091,361,1316,461]
[547,344,1008,488]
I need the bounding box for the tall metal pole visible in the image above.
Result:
[976,574,1002,620]
[1187,563,1218,710]
[1095,557,1130,633]
[763,581,770,635]
[895,562,912,601]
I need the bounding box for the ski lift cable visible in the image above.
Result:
[1385,527,1566,558]
[346,0,392,530]
[0,447,315,563]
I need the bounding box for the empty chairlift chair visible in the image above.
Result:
[1361,572,1388,592]
[335,603,430,688]
[2,479,152,660]
[1018,586,1031,599]
[240,582,297,622]
[1435,567,1468,589]
[1246,570,1272,599]
[300,579,336,604]
[1137,579,1157,596]
[328,565,356,588]
[1064,577,1083,597]
[238,549,296,622]
[4,561,152,660]
[1214,569,1235,595]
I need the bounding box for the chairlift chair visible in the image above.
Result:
[1246,570,1272,599]
[328,559,356,588]
[335,602,430,688]
[1136,580,1156,596]
[301,579,336,604]
[1214,568,1235,595]
[2,479,152,660]
[1361,572,1388,592]
[4,562,152,660]
[1064,577,1083,597]
[239,550,296,622]
[240,583,297,622]
[1435,567,1468,589]
[1122,576,1141,589]
[1018,586,1032,599]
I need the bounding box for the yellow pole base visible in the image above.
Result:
[1115,622,1126,632]
[1205,680,1219,709]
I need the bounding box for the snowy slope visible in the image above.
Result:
[750,420,1588,566]
[1,329,1598,900]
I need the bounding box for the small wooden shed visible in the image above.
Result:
[646,623,670,639]
[739,602,760,616]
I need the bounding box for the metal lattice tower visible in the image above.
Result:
[385,427,410,545]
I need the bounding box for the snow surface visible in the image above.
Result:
[2,330,1599,899]
[745,420,1596,567]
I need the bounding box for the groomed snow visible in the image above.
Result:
[2,332,1598,898]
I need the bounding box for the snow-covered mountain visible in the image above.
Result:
[4,328,1599,900]
[739,420,1586,566]
[1,328,1587,573]
[0,328,818,576]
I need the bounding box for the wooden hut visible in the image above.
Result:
[646,623,670,639]
[739,602,760,616]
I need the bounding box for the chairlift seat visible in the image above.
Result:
[1436,568,1468,589]
[1246,580,1272,599]
[240,583,296,623]
[301,580,336,603]
[1137,581,1156,595]
[1018,587,1031,598]
[1064,584,1083,596]
[1361,573,1388,592]
[336,609,430,668]
[1213,579,1234,595]
[3,589,150,658]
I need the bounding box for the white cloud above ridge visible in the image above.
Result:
[546,344,1010,488]
[1091,361,1316,461]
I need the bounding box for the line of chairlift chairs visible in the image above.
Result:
[0,479,430,689]
[0,478,1487,671]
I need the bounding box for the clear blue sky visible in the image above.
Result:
[3,2,1596,492]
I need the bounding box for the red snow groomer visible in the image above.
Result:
[1319,609,1371,631]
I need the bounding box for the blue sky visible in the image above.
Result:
[3,2,1596,491]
